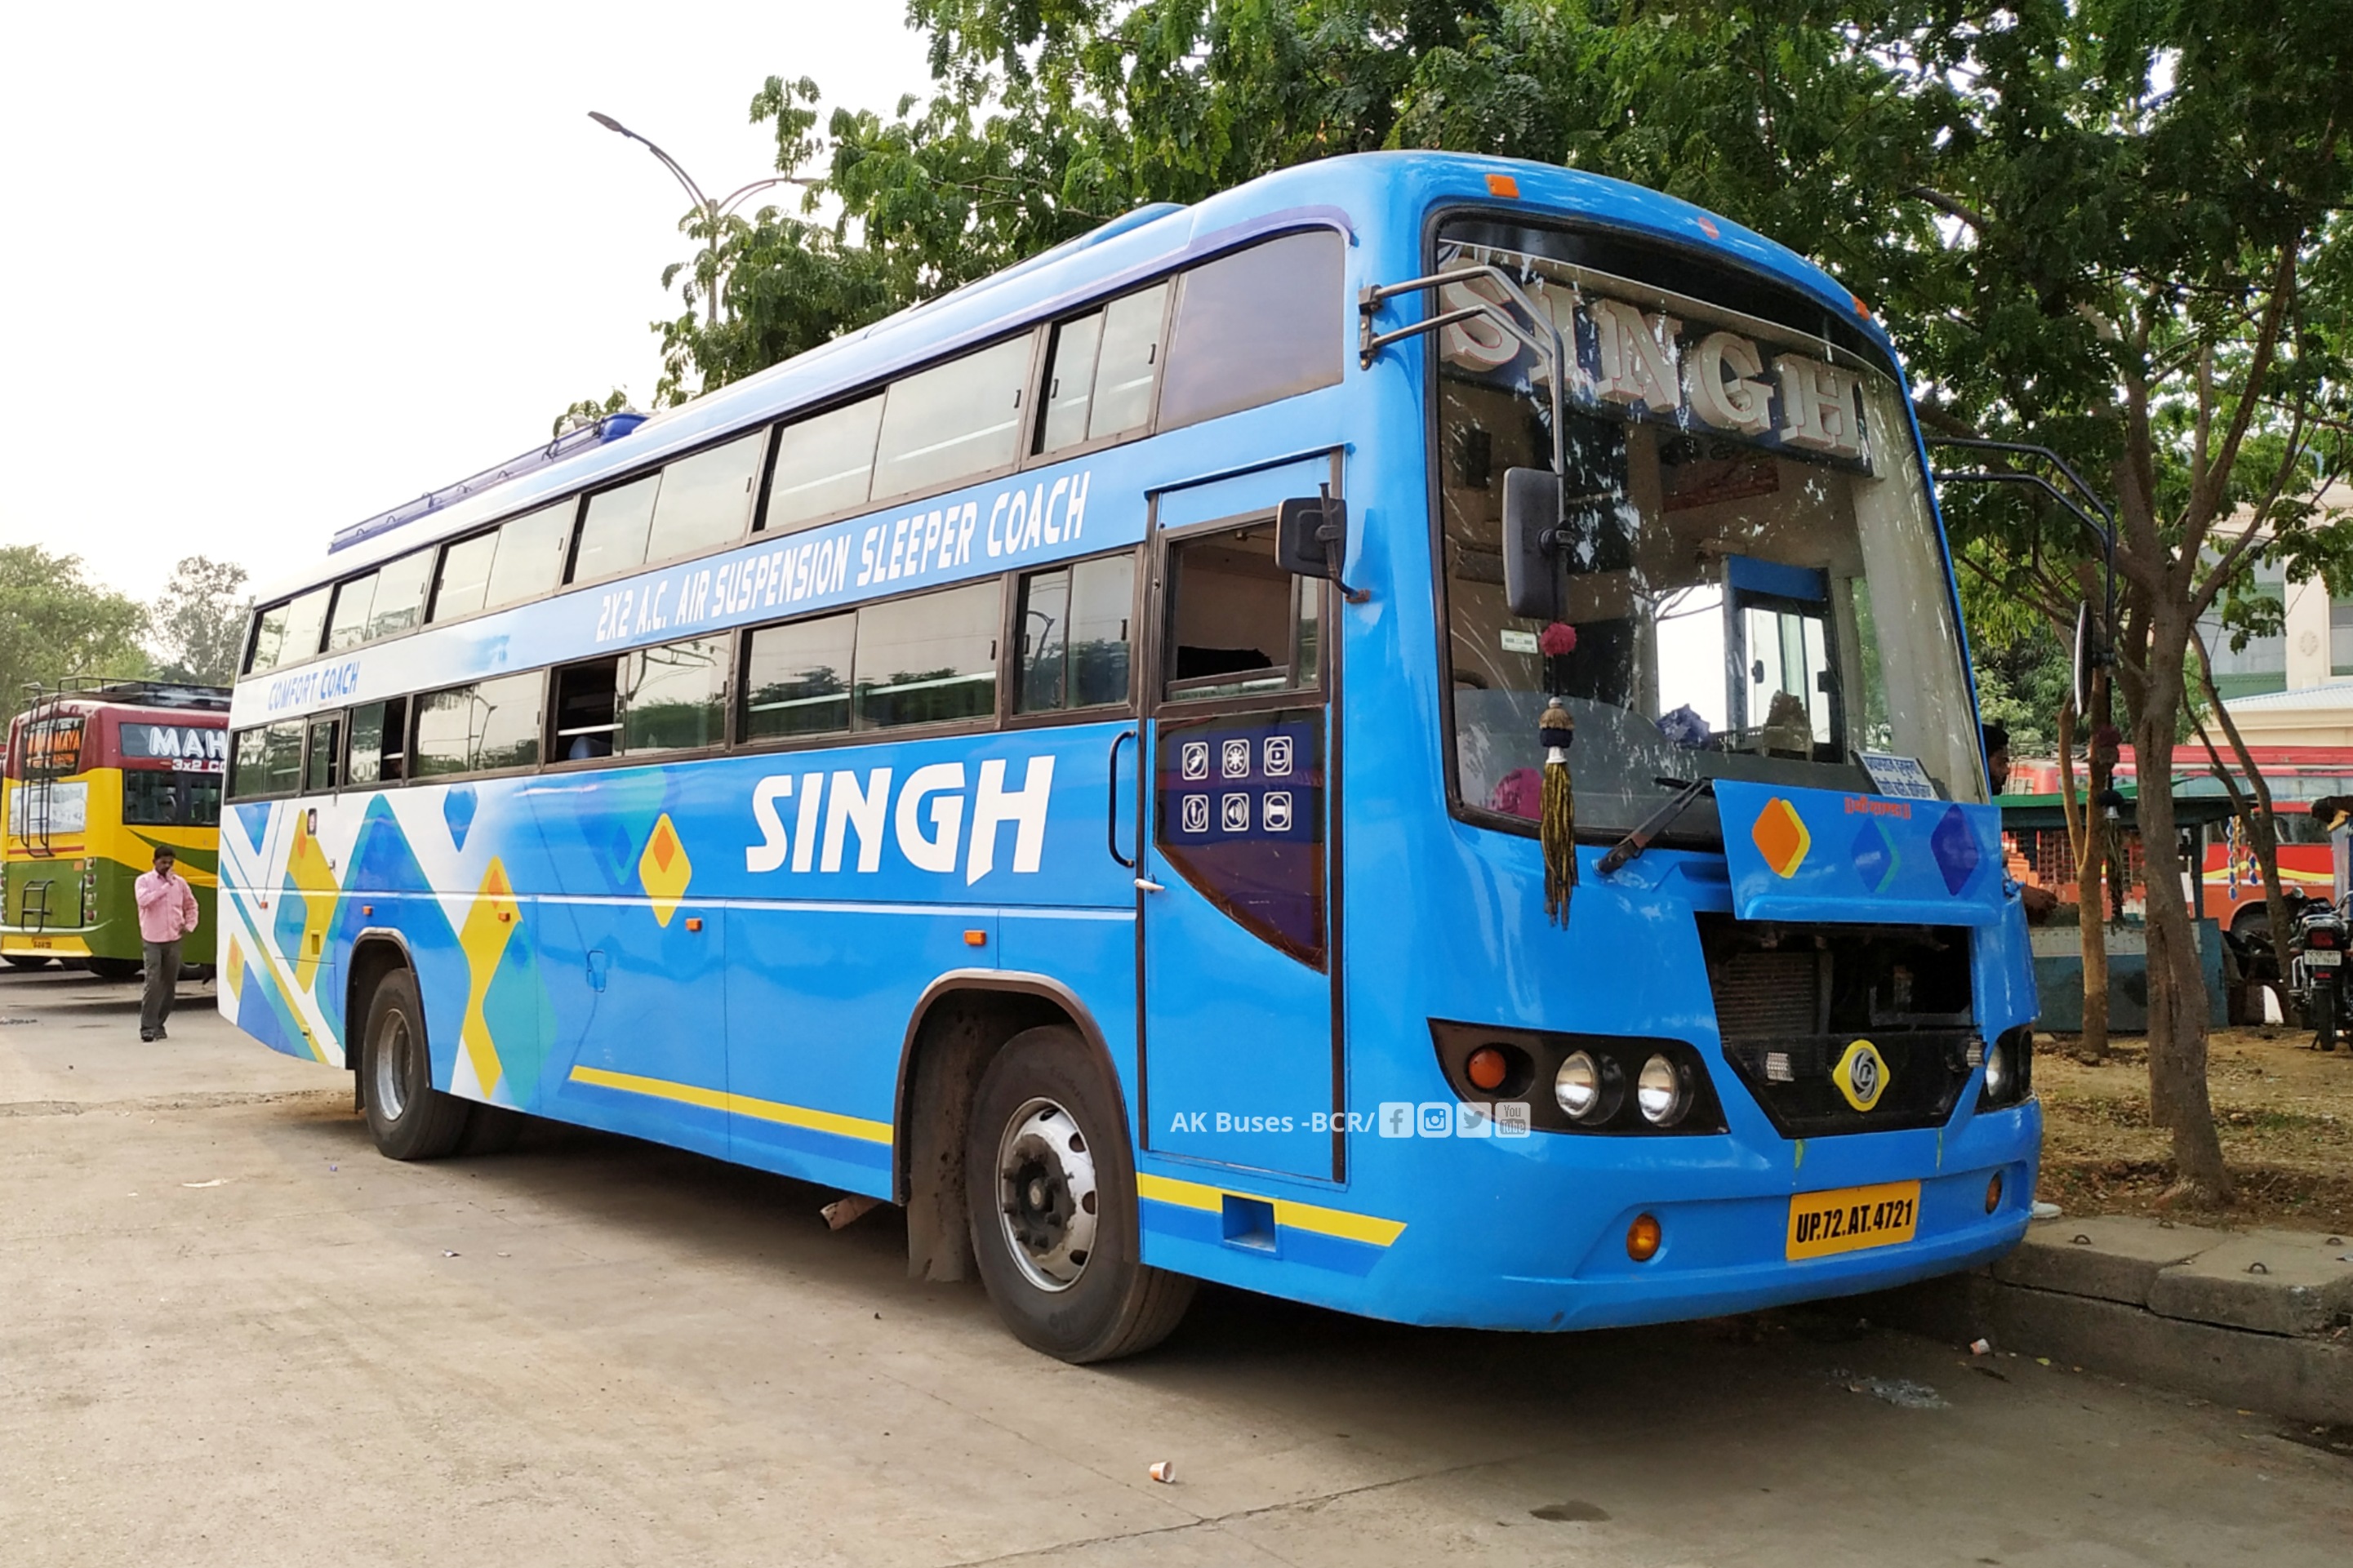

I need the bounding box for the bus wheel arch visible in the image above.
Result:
[345,935,417,1086]
[894,974,1123,1286]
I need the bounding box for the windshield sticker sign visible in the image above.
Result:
[122,724,229,772]
[1436,255,1875,475]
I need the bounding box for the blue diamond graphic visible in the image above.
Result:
[1850,820,1899,893]
[1930,805,1983,895]
[442,784,478,853]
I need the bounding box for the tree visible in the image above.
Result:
[643,2,2353,1204]
[148,555,251,688]
[0,545,149,720]
[554,389,634,438]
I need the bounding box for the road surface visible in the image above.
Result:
[2,963,2345,1566]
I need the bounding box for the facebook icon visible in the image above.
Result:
[1377,1102,1416,1139]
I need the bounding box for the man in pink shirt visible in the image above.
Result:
[134,846,201,1042]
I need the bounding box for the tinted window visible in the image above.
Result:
[431,531,497,622]
[247,606,285,673]
[305,717,342,793]
[647,432,766,562]
[485,500,576,610]
[569,474,661,584]
[1039,283,1169,456]
[766,398,883,534]
[345,698,407,786]
[122,771,180,826]
[229,722,304,799]
[873,335,1033,500]
[1017,553,1136,713]
[743,614,856,740]
[412,673,543,778]
[1158,231,1344,430]
[326,574,376,652]
[257,588,331,672]
[367,551,433,642]
[618,636,728,753]
[854,580,1000,729]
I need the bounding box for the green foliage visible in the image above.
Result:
[553,389,634,439]
[0,545,150,721]
[147,556,251,689]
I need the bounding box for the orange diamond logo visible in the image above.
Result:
[638,814,692,927]
[1752,797,1812,878]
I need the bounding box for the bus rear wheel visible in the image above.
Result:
[361,969,472,1161]
[86,957,142,982]
[964,1025,1194,1363]
[3,955,52,971]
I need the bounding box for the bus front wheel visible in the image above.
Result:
[964,1025,1194,1363]
[360,969,472,1161]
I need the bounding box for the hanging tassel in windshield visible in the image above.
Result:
[1538,622,1578,925]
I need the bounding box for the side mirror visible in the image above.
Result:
[1275,494,1347,580]
[1501,467,1563,620]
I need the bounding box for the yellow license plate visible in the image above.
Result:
[1786,1180,1920,1260]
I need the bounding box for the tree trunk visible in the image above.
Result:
[2191,630,2296,980]
[2132,637,2234,1206]
[2057,697,2109,1059]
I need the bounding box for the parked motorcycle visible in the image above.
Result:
[2292,896,2346,1051]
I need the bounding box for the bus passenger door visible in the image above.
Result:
[1141,490,1339,1182]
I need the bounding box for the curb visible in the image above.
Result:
[1861,1218,2353,1424]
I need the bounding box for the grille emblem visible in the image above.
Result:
[1835,1038,1889,1112]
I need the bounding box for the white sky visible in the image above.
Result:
[0,2,936,607]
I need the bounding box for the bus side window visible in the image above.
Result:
[1157,231,1343,432]
[246,604,287,673]
[644,432,767,564]
[304,717,343,794]
[187,774,222,828]
[569,474,661,586]
[1036,283,1171,458]
[326,572,377,653]
[345,697,407,788]
[550,658,620,761]
[229,722,303,800]
[763,398,882,535]
[1016,553,1136,713]
[616,635,729,754]
[1162,522,1318,703]
[742,613,856,740]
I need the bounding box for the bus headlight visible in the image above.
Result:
[1636,1054,1689,1127]
[1982,1041,2010,1103]
[1554,1051,1604,1122]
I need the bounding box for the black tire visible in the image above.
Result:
[2317,985,2339,1051]
[360,968,472,1161]
[964,1025,1194,1363]
[85,956,143,982]
[2,955,52,971]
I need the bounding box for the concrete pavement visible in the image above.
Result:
[3,966,2349,1566]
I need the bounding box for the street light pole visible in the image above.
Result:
[589,111,818,327]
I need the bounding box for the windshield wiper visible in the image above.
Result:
[1597,776,1717,877]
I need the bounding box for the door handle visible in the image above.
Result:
[1107,728,1137,869]
[1135,877,1166,893]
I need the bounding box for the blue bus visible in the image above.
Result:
[220,151,2039,1361]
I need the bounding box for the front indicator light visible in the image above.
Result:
[1466,1046,1510,1092]
[1635,1054,1688,1127]
[1555,1051,1604,1121]
[1985,1172,2004,1213]
[1626,1213,1661,1262]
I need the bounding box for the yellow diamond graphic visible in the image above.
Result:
[1752,797,1812,878]
[638,814,692,927]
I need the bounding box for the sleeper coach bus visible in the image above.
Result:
[5,683,229,977]
[220,152,2039,1361]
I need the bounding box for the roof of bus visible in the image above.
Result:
[258,150,1892,603]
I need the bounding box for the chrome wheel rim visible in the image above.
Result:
[373,1011,411,1122]
[994,1096,1099,1293]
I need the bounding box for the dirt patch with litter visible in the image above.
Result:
[2035,1028,2353,1233]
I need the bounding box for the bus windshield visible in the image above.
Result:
[1434,229,1984,838]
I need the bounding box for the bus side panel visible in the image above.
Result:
[723,905,962,1197]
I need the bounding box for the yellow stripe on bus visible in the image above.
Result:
[1136,1171,1408,1249]
[566,1064,894,1144]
